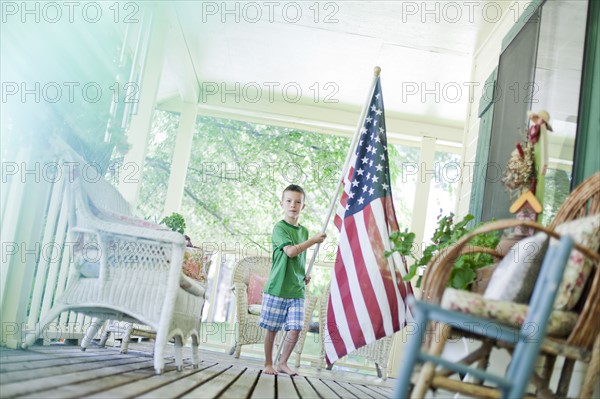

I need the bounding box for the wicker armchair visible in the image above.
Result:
[231,256,272,358]
[318,284,394,379]
[230,256,318,366]
[21,144,206,374]
[101,247,212,354]
[410,172,600,398]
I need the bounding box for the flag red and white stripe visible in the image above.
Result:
[325,77,414,364]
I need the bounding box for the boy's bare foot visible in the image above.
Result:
[276,364,298,376]
[263,365,278,375]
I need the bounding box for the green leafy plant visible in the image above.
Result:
[387,213,500,290]
[160,212,186,235]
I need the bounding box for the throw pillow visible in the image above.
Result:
[484,232,548,303]
[552,214,600,310]
[247,273,268,305]
[182,247,206,283]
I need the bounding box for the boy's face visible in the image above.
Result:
[280,190,305,221]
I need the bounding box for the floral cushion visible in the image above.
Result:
[484,233,548,303]
[248,273,268,305]
[553,214,600,310]
[182,247,206,284]
[442,288,577,337]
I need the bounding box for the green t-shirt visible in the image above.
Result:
[264,220,309,298]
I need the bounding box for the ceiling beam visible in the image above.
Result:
[164,7,199,104]
[158,94,464,152]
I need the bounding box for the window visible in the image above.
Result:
[532,0,588,224]
[478,0,588,224]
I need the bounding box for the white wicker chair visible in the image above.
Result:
[319,284,393,379]
[230,256,318,366]
[231,256,272,358]
[101,247,213,354]
[21,143,206,374]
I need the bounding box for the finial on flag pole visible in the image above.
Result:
[374,66,381,76]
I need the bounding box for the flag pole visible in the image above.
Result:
[305,66,381,276]
[274,66,381,366]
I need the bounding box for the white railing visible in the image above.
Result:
[1,147,94,348]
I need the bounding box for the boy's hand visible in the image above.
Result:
[311,232,327,245]
[304,275,311,285]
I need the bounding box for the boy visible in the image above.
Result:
[259,184,326,376]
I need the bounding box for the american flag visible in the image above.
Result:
[324,77,414,364]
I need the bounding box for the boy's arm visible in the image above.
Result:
[283,232,326,258]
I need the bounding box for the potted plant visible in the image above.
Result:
[160,213,208,285]
[160,212,186,235]
[387,213,500,291]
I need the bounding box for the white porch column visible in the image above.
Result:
[163,103,197,216]
[388,136,437,377]
[0,146,53,348]
[119,10,167,208]
[410,136,437,254]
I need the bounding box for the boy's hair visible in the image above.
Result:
[282,184,305,201]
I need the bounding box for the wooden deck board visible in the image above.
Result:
[0,345,393,398]
[303,378,342,399]
[84,362,218,398]
[1,357,151,397]
[180,364,247,398]
[325,380,360,398]
[347,382,389,399]
[291,376,321,399]
[1,352,129,373]
[365,383,395,397]
[0,350,116,366]
[250,371,276,398]
[276,374,299,399]
[136,363,233,398]
[211,367,260,398]
[17,360,156,399]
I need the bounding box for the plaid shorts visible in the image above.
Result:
[259,293,304,332]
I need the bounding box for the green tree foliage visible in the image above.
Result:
[131,110,179,219]
[541,168,571,225]
[137,113,351,255]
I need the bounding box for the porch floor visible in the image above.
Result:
[0,342,395,398]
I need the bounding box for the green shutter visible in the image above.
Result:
[573,0,600,186]
[469,69,497,226]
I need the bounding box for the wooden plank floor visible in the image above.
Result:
[0,343,395,398]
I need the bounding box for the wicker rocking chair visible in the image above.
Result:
[409,172,600,398]
[395,236,575,399]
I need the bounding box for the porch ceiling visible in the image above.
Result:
[157,1,509,137]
